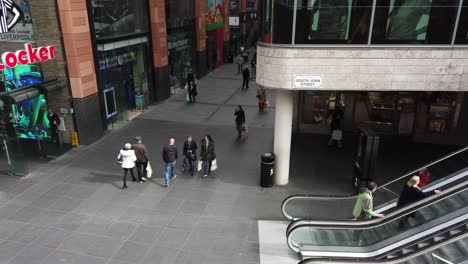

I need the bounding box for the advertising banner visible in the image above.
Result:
[0,0,35,42]
[205,0,224,31]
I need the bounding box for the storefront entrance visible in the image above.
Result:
[206,29,224,70]
[298,91,466,144]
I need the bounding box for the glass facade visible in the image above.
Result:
[262,0,466,45]
[91,0,149,40]
[166,0,196,95]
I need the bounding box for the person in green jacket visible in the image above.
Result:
[353,181,385,220]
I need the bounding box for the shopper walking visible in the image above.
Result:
[328,108,344,148]
[353,181,384,220]
[162,138,178,187]
[132,136,149,182]
[200,135,216,178]
[352,181,384,242]
[117,143,137,189]
[234,105,246,138]
[242,66,250,89]
[188,81,197,103]
[47,108,61,145]
[256,87,266,112]
[397,175,440,228]
[183,136,198,176]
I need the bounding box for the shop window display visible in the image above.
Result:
[1,63,42,92]
[302,91,345,125]
[11,94,50,140]
[425,92,457,134]
[167,30,195,95]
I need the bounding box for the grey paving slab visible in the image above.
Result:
[8,245,52,264]
[31,228,71,249]
[7,224,46,243]
[177,200,207,216]
[58,232,98,254]
[140,246,179,264]
[54,213,90,231]
[75,216,114,235]
[0,240,27,263]
[111,241,150,264]
[87,237,124,259]
[167,213,199,231]
[127,225,164,245]
[173,250,206,264]
[74,255,109,264]
[155,228,190,249]
[99,222,137,241]
[41,250,81,264]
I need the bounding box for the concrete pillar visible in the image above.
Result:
[274,90,294,186]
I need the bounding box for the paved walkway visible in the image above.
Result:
[0,61,299,264]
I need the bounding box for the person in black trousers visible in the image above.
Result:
[47,108,60,145]
[242,66,250,89]
[397,175,440,228]
[183,136,197,176]
[234,105,246,138]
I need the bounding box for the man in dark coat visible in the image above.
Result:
[200,135,215,178]
[47,108,60,145]
[183,136,197,176]
[234,105,246,138]
[132,136,149,182]
[162,138,178,187]
[242,66,250,89]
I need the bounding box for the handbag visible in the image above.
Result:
[185,93,190,103]
[332,129,343,141]
[242,124,248,132]
[210,159,218,171]
[117,153,123,164]
[146,161,153,178]
[197,160,203,171]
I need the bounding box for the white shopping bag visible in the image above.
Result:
[210,159,217,171]
[197,160,202,171]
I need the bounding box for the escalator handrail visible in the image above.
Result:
[286,180,468,252]
[282,145,468,220]
[297,230,468,264]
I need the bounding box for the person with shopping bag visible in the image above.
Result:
[132,136,149,182]
[117,143,137,189]
[328,108,344,148]
[199,135,216,178]
[183,136,198,176]
[234,105,246,139]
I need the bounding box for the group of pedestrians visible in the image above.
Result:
[117,135,217,189]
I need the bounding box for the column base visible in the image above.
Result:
[195,50,208,79]
[73,94,104,145]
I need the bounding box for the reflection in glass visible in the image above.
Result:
[272,0,294,43]
[295,0,372,44]
[455,2,468,44]
[372,0,459,44]
[91,0,149,40]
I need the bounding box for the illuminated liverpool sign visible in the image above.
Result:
[0,43,56,70]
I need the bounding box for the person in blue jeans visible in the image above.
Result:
[162,138,178,187]
[200,135,216,178]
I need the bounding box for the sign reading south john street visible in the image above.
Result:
[293,75,323,89]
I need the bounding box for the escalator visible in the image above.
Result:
[282,146,468,221]
[286,181,468,263]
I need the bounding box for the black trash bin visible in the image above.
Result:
[261,153,275,187]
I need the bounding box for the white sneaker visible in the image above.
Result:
[171,175,177,180]
[202,175,208,178]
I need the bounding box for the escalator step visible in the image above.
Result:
[439,245,465,261]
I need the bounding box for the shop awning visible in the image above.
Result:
[7,88,40,103]
[42,79,66,93]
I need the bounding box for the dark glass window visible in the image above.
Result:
[259,0,272,41]
[91,0,149,41]
[165,0,195,29]
[272,0,294,43]
[372,0,459,44]
[455,1,468,44]
[295,0,373,44]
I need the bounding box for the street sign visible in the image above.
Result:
[293,75,323,89]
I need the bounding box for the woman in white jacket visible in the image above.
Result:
[118,143,137,189]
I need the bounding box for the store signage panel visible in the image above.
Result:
[205,0,224,31]
[229,16,239,27]
[0,44,56,70]
[293,75,323,89]
[0,0,35,42]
